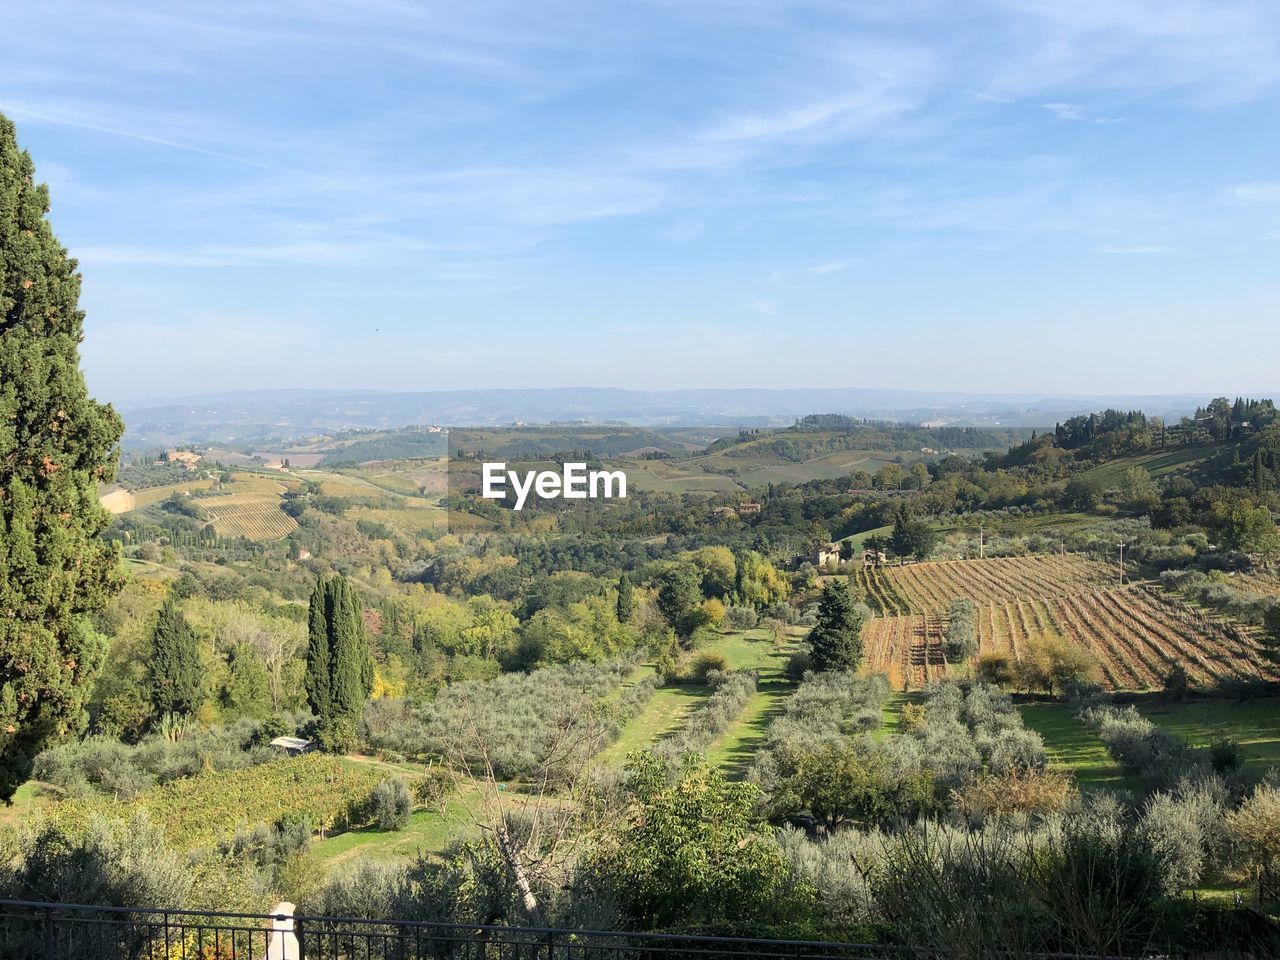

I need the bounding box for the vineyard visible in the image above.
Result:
[855,555,1280,691]
[852,553,1117,615]
[39,755,387,850]
[199,477,297,541]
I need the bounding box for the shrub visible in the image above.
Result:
[953,767,1075,819]
[1209,737,1243,774]
[688,650,729,684]
[784,647,813,682]
[0,813,192,912]
[976,653,1015,687]
[373,776,413,831]
[1140,777,1227,895]
[724,606,758,630]
[944,599,978,661]
[1225,784,1280,887]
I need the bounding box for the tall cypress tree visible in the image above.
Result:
[304,581,333,721]
[616,573,634,624]
[148,598,203,717]
[0,114,124,799]
[305,574,372,751]
[807,579,866,671]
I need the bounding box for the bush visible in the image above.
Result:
[944,598,978,661]
[688,650,729,684]
[784,648,813,682]
[373,776,413,831]
[0,813,193,912]
[724,606,759,630]
[1209,737,1243,774]
[975,653,1015,687]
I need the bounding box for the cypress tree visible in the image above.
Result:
[304,580,333,721]
[148,598,204,717]
[305,574,372,751]
[0,114,124,799]
[807,579,866,671]
[329,576,371,720]
[616,573,634,624]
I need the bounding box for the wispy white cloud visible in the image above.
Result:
[1224,181,1280,204]
[0,100,332,181]
[1095,244,1167,254]
[807,260,848,273]
[1041,102,1124,124]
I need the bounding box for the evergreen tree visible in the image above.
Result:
[304,583,332,721]
[890,509,939,560]
[807,580,866,671]
[616,573,634,624]
[656,564,708,640]
[148,599,204,717]
[305,574,373,751]
[0,114,124,799]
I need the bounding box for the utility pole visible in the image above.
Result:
[1118,542,1125,586]
[979,526,984,560]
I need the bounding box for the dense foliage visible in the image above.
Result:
[0,112,124,800]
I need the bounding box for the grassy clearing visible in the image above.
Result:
[599,685,711,763]
[130,479,215,508]
[1136,697,1280,773]
[614,459,744,495]
[311,787,479,869]
[706,633,799,778]
[1080,444,1218,488]
[876,692,918,739]
[1018,702,1136,791]
[600,628,799,769]
[839,525,892,550]
[727,451,907,488]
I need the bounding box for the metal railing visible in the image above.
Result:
[0,899,908,960]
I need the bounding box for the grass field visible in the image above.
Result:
[349,460,449,499]
[839,525,892,551]
[129,478,216,508]
[1079,444,1218,488]
[1136,697,1280,772]
[350,503,450,538]
[723,450,912,488]
[311,785,479,869]
[1019,697,1280,788]
[613,458,744,495]
[600,628,799,771]
[705,632,800,778]
[1018,702,1135,790]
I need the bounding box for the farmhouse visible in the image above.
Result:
[161,449,203,470]
[812,543,843,568]
[737,501,762,515]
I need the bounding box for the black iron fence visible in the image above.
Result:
[0,899,908,960]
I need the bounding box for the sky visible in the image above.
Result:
[2,0,1279,406]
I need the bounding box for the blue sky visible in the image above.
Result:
[3,0,1279,405]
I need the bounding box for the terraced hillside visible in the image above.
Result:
[857,555,1280,691]
[198,476,298,541]
[853,553,1117,616]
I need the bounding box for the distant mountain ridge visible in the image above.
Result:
[119,387,1213,448]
